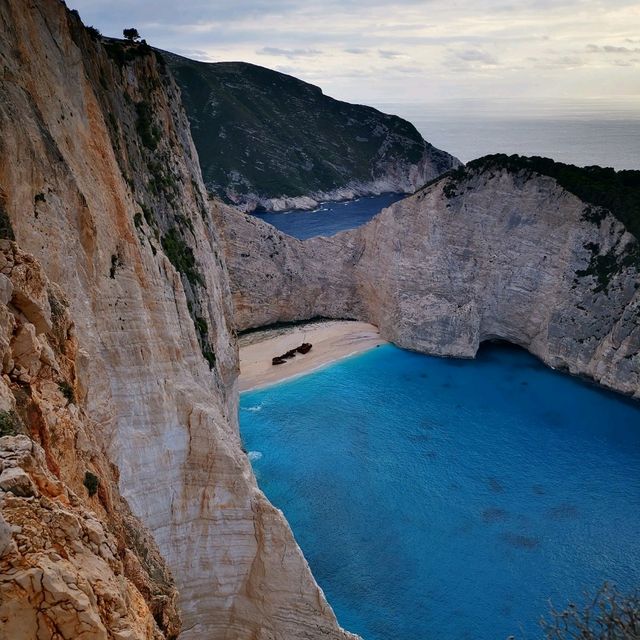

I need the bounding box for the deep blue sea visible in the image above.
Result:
[252,192,404,239]
[240,343,640,640]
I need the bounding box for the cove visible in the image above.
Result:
[239,343,640,640]
[251,192,405,239]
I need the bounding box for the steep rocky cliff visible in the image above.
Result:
[218,157,640,398]
[164,52,460,211]
[0,2,357,638]
[0,242,180,639]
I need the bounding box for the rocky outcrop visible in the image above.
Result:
[1,2,356,639]
[0,241,180,639]
[218,161,640,398]
[164,52,460,211]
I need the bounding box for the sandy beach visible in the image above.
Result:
[238,320,387,391]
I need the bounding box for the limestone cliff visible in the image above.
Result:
[0,241,180,639]
[164,52,460,212]
[218,159,640,398]
[0,1,357,638]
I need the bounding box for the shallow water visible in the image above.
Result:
[251,192,404,239]
[240,343,640,640]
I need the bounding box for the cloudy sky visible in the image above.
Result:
[68,0,640,107]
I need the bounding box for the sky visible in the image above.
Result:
[67,0,640,108]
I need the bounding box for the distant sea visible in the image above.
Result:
[375,99,640,170]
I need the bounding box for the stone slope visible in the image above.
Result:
[218,160,640,398]
[163,51,460,211]
[0,2,357,638]
[0,241,180,639]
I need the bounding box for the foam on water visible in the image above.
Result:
[240,343,640,640]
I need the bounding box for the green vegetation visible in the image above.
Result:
[540,582,639,640]
[135,101,160,151]
[436,154,640,292]
[133,212,143,228]
[139,202,155,227]
[163,52,456,202]
[193,315,216,369]
[576,241,639,294]
[122,28,140,42]
[0,201,15,240]
[109,253,123,279]
[104,39,154,68]
[83,471,100,497]
[147,160,178,202]
[0,411,23,437]
[85,25,101,40]
[58,381,75,404]
[161,228,204,288]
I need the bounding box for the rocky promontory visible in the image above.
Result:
[164,52,460,211]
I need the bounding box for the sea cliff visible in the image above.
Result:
[0,2,357,638]
[164,52,460,212]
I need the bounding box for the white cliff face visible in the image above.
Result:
[0,2,358,639]
[0,241,180,639]
[219,168,640,398]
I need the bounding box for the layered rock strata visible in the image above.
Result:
[0,241,180,639]
[218,165,640,397]
[0,1,357,638]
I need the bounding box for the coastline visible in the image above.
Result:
[238,320,387,392]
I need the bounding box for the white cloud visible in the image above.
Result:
[67,0,640,106]
[258,47,323,59]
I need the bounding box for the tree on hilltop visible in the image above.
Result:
[123,28,140,42]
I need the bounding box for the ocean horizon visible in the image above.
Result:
[375,99,640,171]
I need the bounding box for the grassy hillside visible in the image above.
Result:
[162,51,457,205]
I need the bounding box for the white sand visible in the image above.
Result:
[238,320,386,391]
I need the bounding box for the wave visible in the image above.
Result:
[248,451,263,461]
[244,405,262,412]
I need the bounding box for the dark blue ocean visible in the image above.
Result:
[252,192,404,239]
[240,343,640,640]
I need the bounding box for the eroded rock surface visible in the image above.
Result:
[0,242,180,640]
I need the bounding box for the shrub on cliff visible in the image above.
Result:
[161,228,204,288]
[538,582,639,640]
[0,203,15,241]
[0,411,24,437]
[58,381,75,404]
[83,471,100,497]
[135,101,160,151]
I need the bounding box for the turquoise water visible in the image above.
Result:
[240,343,640,640]
[252,192,405,239]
